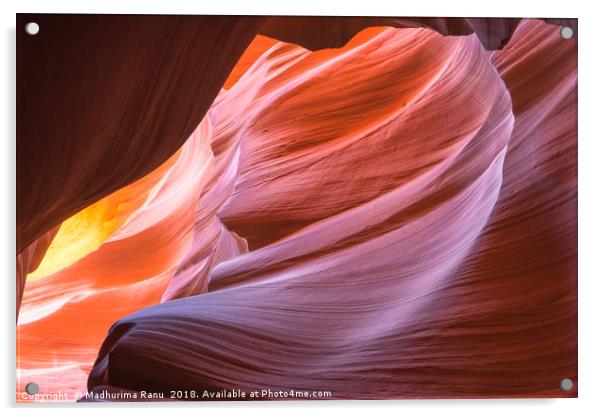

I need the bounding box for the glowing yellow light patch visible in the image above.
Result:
[26,149,182,282]
[27,198,129,281]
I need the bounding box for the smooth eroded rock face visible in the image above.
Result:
[17,16,576,401]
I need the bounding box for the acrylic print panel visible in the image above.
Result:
[16,14,577,402]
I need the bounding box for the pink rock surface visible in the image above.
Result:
[86,20,576,399]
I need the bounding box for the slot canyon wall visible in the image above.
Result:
[16,15,577,401]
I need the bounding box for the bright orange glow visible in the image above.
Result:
[223,35,279,89]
